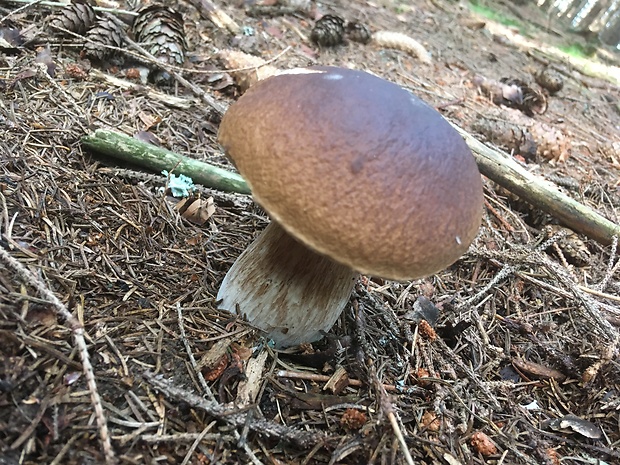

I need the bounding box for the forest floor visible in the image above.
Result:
[1,0,620,464]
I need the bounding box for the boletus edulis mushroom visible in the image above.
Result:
[217,66,483,348]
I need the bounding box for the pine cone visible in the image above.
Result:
[132,5,187,83]
[528,121,570,162]
[544,224,590,266]
[82,17,125,61]
[49,0,97,36]
[535,67,564,95]
[310,14,345,47]
[346,22,372,44]
[471,116,537,160]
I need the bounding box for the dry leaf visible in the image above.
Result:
[138,112,162,131]
[546,414,603,439]
[175,196,215,225]
[421,411,440,432]
[512,357,567,381]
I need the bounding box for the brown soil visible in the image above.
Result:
[1,1,619,464]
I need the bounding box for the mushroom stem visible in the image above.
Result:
[217,222,359,348]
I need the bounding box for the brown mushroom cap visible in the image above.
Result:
[218,66,483,281]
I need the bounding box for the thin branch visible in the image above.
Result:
[81,129,250,195]
[142,371,329,448]
[453,123,620,245]
[369,363,415,465]
[0,245,116,465]
[177,304,216,400]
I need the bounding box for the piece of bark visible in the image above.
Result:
[235,349,269,406]
[218,49,279,92]
[323,366,350,394]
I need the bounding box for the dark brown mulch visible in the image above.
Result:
[1,0,620,464]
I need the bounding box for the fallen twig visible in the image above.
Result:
[142,371,329,448]
[369,363,415,465]
[84,78,620,246]
[81,129,250,195]
[452,123,620,245]
[275,369,425,395]
[0,246,116,465]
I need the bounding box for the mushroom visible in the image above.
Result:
[216,66,483,348]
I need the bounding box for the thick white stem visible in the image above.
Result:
[217,222,359,348]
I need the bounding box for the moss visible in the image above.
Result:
[468,0,525,33]
[558,42,598,58]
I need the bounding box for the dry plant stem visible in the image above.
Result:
[452,123,620,245]
[81,129,250,194]
[370,364,415,465]
[143,371,327,447]
[217,222,359,348]
[275,370,424,395]
[176,304,216,401]
[0,246,116,465]
[90,69,195,109]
